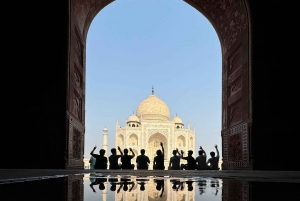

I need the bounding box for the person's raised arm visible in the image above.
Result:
[129,148,135,157]
[117,183,123,193]
[129,182,135,192]
[118,146,123,155]
[215,145,219,158]
[176,148,181,156]
[200,146,206,155]
[90,146,97,155]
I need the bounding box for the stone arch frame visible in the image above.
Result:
[67,0,252,170]
[129,133,138,146]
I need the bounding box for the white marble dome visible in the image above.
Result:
[136,94,170,121]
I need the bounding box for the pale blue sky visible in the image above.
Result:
[85,0,222,159]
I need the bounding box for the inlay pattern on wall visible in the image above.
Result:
[189,0,248,53]
[223,122,248,168]
[228,133,242,161]
[72,127,82,159]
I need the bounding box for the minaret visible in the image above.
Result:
[103,127,108,157]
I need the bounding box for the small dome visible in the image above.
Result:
[103,127,108,131]
[173,115,183,124]
[127,114,140,122]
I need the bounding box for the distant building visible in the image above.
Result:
[115,89,195,169]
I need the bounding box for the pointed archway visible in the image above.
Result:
[66,0,251,169]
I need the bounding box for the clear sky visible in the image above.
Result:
[85,0,222,159]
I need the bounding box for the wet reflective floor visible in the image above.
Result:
[1,173,300,201]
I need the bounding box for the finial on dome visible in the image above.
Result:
[152,86,154,94]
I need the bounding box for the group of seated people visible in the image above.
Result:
[89,143,220,170]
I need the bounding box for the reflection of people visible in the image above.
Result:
[171,179,183,191]
[118,178,135,192]
[90,146,108,169]
[121,148,135,169]
[89,178,107,193]
[154,179,164,197]
[186,180,194,191]
[138,181,146,191]
[153,142,165,170]
[89,156,96,169]
[168,148,182,170]
[181,150,196,170]
[136,149,150,170]
[109,178,120,191]
[207,145,220,170]
[197,180,207,195]
[196,146,207,170]
[109,146,123,170]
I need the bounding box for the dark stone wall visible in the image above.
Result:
[248,0,299,170]
[0,178,67,201]
[2,0,69,168]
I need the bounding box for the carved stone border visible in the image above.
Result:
[67,114,84,167]
[223,122,248,168]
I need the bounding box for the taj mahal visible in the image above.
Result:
[114,88,196,170]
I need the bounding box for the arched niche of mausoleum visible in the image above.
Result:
[147,133,168,162]
[177,135,186,148]
[129,134,138,146]
[117,135,124,147]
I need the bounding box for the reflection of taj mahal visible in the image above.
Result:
[115,89,196,169]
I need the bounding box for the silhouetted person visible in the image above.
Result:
[136,149,150,170]
[109,146,123,169]
[168,148,182,170]
[90,146,107,169]
[181,150,196,170]
[153,142,165,170]
[120,148,135,169]
[196,146,207,170]
[89,177,107,193]
[154,178,164,197]
[206,145,220,170]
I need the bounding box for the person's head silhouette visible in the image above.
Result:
[124,149,129,155]
[100,149,106,156]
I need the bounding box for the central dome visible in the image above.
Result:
[136,94,170,121]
